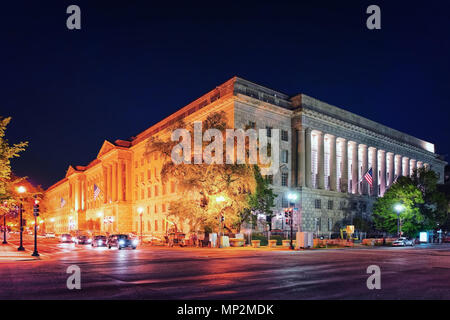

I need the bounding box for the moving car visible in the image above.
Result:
[75,235,91,245]
[392,237,414,247]
[45,232,56,238]
[60,233,74,243]
[91,235,107,247]
[107,234,138,250]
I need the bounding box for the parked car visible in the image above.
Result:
[75,235,91,245]
[60,233,74,243]
[392,237,414,247]
[107,234,138,250]
[91,235,107,247]
[45,232,56,238]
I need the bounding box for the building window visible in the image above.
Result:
[315,199,321,209]
[154,204,158,213]
[266,126,272,137]
[248,121,256,129]
[154,185,159,197]
[351,202,357,210]
[328,218,333,231]
[162,203,166,212]
[170,181,176,193]
[147,221,151,231]
[282,150,289,164]
[162,184,167,195]
[281,130,288,142]
[155,220,158,231]
[141,189,145,199]
[316,217,321,231]
[281,172,288,186]
[339,201,346,210]
[327,200,333,210]
[147,169,151,180]
[147,187,151,198]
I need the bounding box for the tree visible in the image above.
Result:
[0,117,28,198]
[244,166,276,230]
[145,111,274,234]
[410,167,448,230]
[373,176,424,237]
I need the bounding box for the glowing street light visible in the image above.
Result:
[216,196,225,203]
[394,204,405,237]
[16,186,26,251]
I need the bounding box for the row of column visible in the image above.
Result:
[101,160,129,203]
[295,127,428,196]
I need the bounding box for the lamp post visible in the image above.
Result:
[2,201,7,245]
[17,186,26,251]
[287,193,298,250]
[138,207,144,242]
[31,197,40,257]
[394,204,404,237]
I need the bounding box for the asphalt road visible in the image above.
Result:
[0,234,449,299]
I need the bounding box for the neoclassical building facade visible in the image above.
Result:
[45,77,446,236]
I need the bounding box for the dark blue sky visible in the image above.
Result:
[2,0,449,189]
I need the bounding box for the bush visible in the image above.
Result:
[252,233,268,246]
[269,235,283,245]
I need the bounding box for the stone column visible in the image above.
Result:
[351,141,358,194]
[361,144,368,195]
[379,150,386,196]
[112,162,117,202]
[370,147,378,196]
[305,128,312,188]
[329,135,337,191]
[340,138,348,193]
[395,155,402,178]
[297,128,306,187]
[403,157,410,177]
[317,131,325,189]
[410,159,417,176]
[388,152,395,186]
[118,160,123,201]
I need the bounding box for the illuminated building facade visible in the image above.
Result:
[45,77,446,236]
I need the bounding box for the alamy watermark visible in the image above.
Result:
[170,122,280,175]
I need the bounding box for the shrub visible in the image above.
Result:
[269,235,283,245]
[252,233,268,246]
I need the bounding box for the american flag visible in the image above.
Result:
[94,184,101,200]
[364,168,373,186]
[60,197,66,208]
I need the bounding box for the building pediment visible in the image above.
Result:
[97,140,116,158]
[65,165,77,178]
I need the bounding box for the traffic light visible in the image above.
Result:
[284,209,288,218]
[33,199,40,217]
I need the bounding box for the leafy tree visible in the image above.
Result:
[373,176,424,236]
[0,117,28,198]
[244,165,276,230]
[145,111,274,233]
[410,167,448,230]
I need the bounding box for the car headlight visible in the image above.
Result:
[119,240,125,245]
[72,237,76,241]
[88,239,92,243]
[98,240,103,245]
[133,239,138,246]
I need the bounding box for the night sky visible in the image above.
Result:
[2,1,449,189]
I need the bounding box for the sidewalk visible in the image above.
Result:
[0,243,40,261]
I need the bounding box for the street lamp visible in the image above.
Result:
[2,201,8,245]
[138,207,144,242]
[16,186,26,251]
[394,204,404,237]
[287,192,298,250]
[31,197,40,257]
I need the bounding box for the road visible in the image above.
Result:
[0,234,449,299]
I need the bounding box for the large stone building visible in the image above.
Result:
[45,77,446,236]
